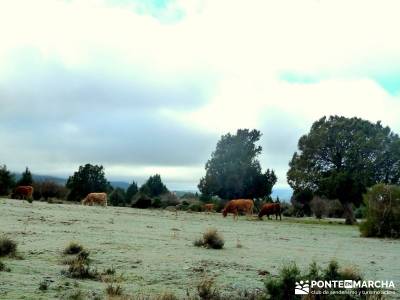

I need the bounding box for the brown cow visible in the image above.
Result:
[11,186,34,200]
[204,203,214,213]
[222,199,254,220]
[258,203,281,220]
[82,192,107,207]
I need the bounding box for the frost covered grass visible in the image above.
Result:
[0,198,399,299]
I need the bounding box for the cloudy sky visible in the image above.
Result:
[1,0,400,190]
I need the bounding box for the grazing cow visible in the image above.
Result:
[258,203,281,220]
[11,186,34,200]
[204,203,214,213]
[82,192,107,207]
[222,199,254,220]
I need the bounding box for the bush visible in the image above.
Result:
[197,276,220,300]
[194,228,224,249]
[62,255,98,279]
[63,242,84,255]
[158,192,180,208]
[33,180,68,201]
[354,204,366,219]
[105,282,124,297]
[280,202,295,217]
[109,187,126,207]
[0,236,17,257]
[188,202,204,212]
[39,280,49,291]
[360,184,400,238]
[265,260,369,300]
[132,192,153,209]
[326,199,344,218]
[310,196,328,219]
[265,262,300,300]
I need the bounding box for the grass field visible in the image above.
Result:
[0,198,399,299]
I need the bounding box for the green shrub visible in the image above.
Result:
[0,236,17,257]
[265,262,300,300]
[265,260,368,300]
[360,184,400,238]
[63,242,84,255]
[132,192,153,209]
[109,187,126,207]
[354,204,366,219]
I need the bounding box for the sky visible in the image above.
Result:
[1,0,400,191]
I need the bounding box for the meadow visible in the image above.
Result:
[0,198,399,299]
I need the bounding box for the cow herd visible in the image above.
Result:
[8,186,282,221]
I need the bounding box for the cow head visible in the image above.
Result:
[222,208,228,217]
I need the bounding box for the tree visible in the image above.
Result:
[198,129,277,200]
[18,167,33,186]
[139,174,168,197]
[125,180,138,204]
[66,164,109,201]
[109,187,126,207]
[0,165,15,195]
[287,116,400,224]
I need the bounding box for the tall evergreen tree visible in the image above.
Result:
[198,129,277,200]
[18,167,33,186]
[66,164,109,201]
[0,165,15,195]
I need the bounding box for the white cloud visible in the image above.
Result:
[1,0,399,190]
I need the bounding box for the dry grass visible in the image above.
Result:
[194,228,224,249]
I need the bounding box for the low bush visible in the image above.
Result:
[62,245,97,280]
[310,196,328,219]
[360,184,400,238]
[354,204,366,219]
[132,193,153,209]
[194,228,224,249]
[0,236,17,257]
[197,276,220,300]
[188,202,204,212]
[280,202,295,217]
[326,199,344,218]
[63,241,84,255]
[39,280,49,291]
[62,255,98,279]
[105,282,124,297]
[265,260,371,300]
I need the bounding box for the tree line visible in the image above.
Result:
[1,115,400,225]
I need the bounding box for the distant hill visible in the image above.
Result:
[13,173,129,190]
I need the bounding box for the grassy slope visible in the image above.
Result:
[0,198,399,299]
